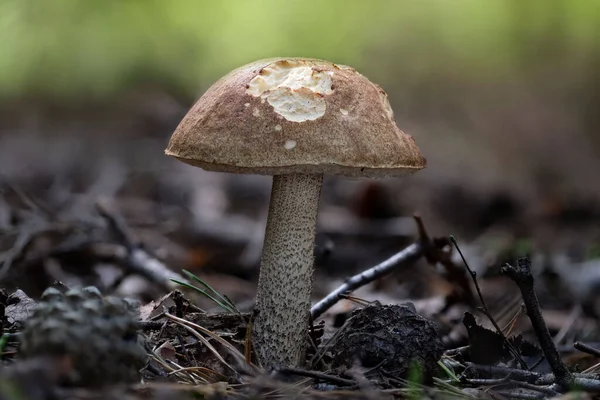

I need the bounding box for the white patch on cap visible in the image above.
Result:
[284,140,297,150]
[340,108,348,115]
[274,124,282,131]
[246,60,334,122]
[244,103,250,107]
[253,108,260,117]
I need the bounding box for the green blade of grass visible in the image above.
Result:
[438,359,461,383]
[170,279,236,313]
[181,269,239,312]
[0,334,7,361]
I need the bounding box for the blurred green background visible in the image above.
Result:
[2,0,598,98]
[1,0,600,237]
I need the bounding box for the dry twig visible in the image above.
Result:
[275,367,357,387]
[96,200,188,291]
[310,241,424,320]
[502,258,574,390]
[310,215,441,319]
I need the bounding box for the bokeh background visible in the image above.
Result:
[1,0,599,303]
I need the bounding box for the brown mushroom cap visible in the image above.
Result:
[165,57,426,178]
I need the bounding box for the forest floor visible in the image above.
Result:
[1,94,600,399]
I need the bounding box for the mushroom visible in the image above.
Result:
[165,57,426,368]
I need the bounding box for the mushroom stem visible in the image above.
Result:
[253,173,324,368]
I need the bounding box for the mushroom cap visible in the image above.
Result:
[166,57,426,178]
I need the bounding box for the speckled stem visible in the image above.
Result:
[253,173,323,369]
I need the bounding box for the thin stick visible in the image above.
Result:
[275,367,356,387]
[463,362,549,384]
[492,390,545,400]
[502,258,574,390]
[310,241,424,319]
[96,200,187,291]
[574,342,600,359]
[448,360,600,391]
[464,378,559,397]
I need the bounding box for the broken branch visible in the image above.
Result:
[502,258,574,391]
[311,241,424,320]
[96,200,188,291]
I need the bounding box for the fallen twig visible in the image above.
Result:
[459,361,550,384]
[446,359,600,393]
[275,367,357,387]
[310,241,424,320]
[96,200,188,291]
[502,258,574,390]
[465,377,560,397]
[310,215,471,320]
[443,345,470,358]
[575,342,600,359]
[492,390,546,400]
